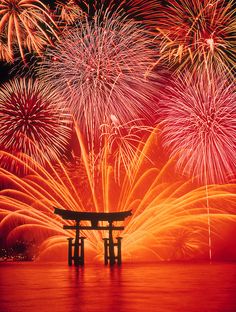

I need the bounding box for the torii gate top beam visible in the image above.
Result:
[54,207,132,224]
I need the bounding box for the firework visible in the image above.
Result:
[0,41,12,63]
[155,0,236,73]
[0,78,71,170]
[160,68,236,184]
[100,116,153,182]
[55,0,86,26]
[1,126,235,262]
[39,9,159,149]
[0,0,59,62]
[159,67,236,261]
[81,0,160,26]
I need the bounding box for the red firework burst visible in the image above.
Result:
[0,78,71,170]
[160,68,236,184]
[155,0,236,73]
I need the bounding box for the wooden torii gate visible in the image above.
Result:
[54,208,132,266]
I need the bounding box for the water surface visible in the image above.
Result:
[0,262,236,312]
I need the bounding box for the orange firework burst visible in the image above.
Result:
[0,0,59,62]
[0,126,235,262]
[155,0,236,73]
[0,40,12,62]
[55,0,86,26]
[0,78,71,171]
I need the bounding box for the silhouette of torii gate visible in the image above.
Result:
[54,208,132,266]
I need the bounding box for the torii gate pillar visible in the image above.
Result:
[54,208,132,266]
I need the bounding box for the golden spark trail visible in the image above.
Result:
[0,127,235,262]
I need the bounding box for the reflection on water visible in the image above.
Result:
[0,262,236,312]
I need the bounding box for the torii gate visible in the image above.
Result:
[54,208,132,266]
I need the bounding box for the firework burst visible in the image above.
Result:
[0,78,71,170]
[1,126,236,262]
[160,68,236,184]
[0,40,12,62]
[55,0,86,26]
[100,116,153,182]
[39,9,159,149]
[155,0,236,73]
[75,0,160,25]
[0,0,59,62]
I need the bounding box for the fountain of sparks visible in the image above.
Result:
[0,126,236,262]
[160,67,236,261]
